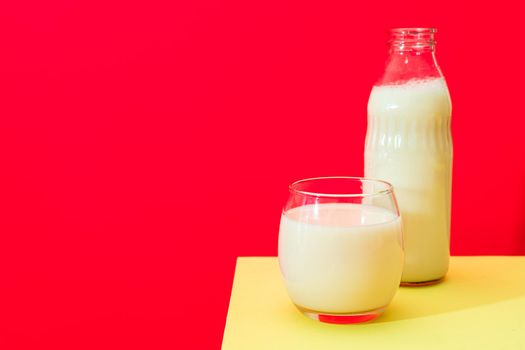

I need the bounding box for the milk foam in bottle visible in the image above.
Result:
[365,28,452,285]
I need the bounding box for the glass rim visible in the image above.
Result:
[289,176,394,198]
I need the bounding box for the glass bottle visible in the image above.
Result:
[364,28,452,285]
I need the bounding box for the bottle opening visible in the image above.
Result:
[389,27,436,52]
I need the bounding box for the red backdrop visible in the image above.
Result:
[1,0,524,348]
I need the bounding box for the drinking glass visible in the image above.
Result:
[278,177,404,324]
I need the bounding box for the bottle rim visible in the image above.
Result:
[390,28,437,35]
[389,28,436,51]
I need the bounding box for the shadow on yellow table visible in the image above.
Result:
[378,257,525,322]
[222,257,525,350]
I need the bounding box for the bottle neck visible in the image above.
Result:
[389,28,436,53]
[377,28,443,85]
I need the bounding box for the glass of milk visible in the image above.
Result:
[278,177,404,324]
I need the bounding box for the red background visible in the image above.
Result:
[1,0,524,348]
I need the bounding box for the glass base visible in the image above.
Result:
[296,305,385,324]
[400,277,444,287]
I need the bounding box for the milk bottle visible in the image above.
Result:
[365,28,452,285]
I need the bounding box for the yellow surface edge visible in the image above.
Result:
[222,256,525,350]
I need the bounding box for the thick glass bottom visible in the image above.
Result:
[401,277,444,287]
[296,305,385,324]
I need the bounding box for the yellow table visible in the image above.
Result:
[222,257,525,349]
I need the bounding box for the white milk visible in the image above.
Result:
[365,78,452,283]
[278,203,403,313]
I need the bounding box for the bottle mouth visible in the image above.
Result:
[391,28,437,35]
[389,27,436,51]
